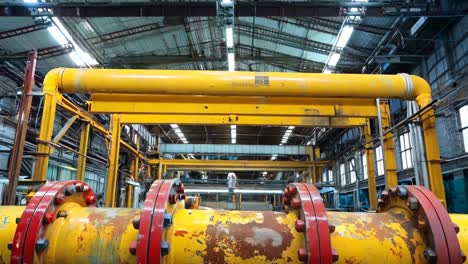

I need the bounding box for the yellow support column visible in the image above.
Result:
[33,92,59,180]
[380,101,398,188]
[106,114,122,207]
[158,162,163,179]
[363,122,377,210]
[77,121,90,181]
[147,165,152,178]
[421,108,446,205]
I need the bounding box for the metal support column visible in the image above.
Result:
[106,114,122,207]
[363,122,377,209]
[420,108,446,205]
[33,86,59,181]
[380,101,398,188]
[76,121,90,181]
[5,51,37,205]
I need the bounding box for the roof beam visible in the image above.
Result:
[0,22,50,40]
[0,2,464,17]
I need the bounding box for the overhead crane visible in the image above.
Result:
[1,68,465,263]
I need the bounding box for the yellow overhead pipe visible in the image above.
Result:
[44,68,432,107]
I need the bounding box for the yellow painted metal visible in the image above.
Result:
[89,94,378,117]
[51,115,78,144]
[421,109,446,205]
[33,74,60,180]
[167,208,305,263]
[106,114,122,207]
[380,101,398,188]
[363,122,377,209]
[50,69,431,104]
[44,203,138,263]
[158,161,163,180]
[77,121,91,181]
[0,206,24,264]
[450,214,468,256]
[149,159,327,172]
[118,114,367,127]
[2,205,468,263]
[328,209,426,263]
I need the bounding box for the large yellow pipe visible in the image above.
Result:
[2,205,467,264]
[44,68,432,107]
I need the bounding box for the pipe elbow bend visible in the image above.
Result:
[43,68,65,94]
[410,75,432,107]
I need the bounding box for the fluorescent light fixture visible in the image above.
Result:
[271,154,278,160]
[336,25,354,48]
[328,53,341,67]
[228,52,235,72]
[171,124,188,143]
[288,126,295,130]
[306,140,312,145]
[226,27,234,48]
[323,68,332,74]
[47,25,68,45]
[231,138,236,144]
[222,0,232,3]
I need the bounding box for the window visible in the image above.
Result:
[328,170,333,182]
[460,105,468,153]
[375,146,384,176]
[349,159,356,183]
[322,170,328,182]
[340,163,346,186]
[362,152,368,179]
[399,132,413,170]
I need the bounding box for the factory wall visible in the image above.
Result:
[324,16,468,212]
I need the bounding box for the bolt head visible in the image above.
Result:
[287,186,297,196]
[291,198,301,210]
[161,241,170,256]
[75,183,90,192]
[332,248,339,262]
[129,241,137,255]
[57,210,68,218]
[397,186,408,198]
[85,195,96,205]
[424,248,437,263]
[169,195,176,204]
[177,183,185,194]
[295,219,305,232]
[454,223,460,234]
[164,213,173,228]
[54,193,66,205]
[462,251,466,263]
[7,242,12,251]
[329,224,336,233]
[297,247,307,261]
[16,217,21,224]
[35,239,49,252]
[407,197,419,211]
[43,213,56,224]
[132,216,140,229]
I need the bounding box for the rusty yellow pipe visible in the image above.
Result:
[43,68,432,107]
[2,205,467,264]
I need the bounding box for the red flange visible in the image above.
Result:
[377,185,464,263]
[136,179,184,264]
[11,180,96,264]
[284,183,334,264]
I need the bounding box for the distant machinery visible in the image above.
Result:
[0,180,466,263]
